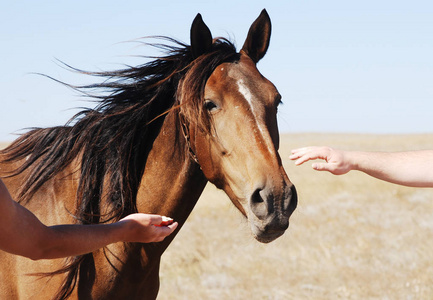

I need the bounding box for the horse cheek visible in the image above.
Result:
[193,133,220,185]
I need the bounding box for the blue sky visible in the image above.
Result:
[1,1,432,141]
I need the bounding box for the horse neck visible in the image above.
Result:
[136,110,207,228]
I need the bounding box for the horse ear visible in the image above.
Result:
[190,13,213,59]
[241,9,271,63]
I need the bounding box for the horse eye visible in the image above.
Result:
[204,100,218,112]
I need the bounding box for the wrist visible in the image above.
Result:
[342,151,358,172]
[114,220,133,243]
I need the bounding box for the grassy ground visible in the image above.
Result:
[158,133,433,299]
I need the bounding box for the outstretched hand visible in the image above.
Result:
[118,214,178,243]
[290,146,352,175]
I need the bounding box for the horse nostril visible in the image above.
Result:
[250,188,268,220]
[286,185,298,214]
[251,189,264,204]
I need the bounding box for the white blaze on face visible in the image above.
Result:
[236,79,272,151]
[237,79,253,107]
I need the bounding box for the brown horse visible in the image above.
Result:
[0,9,297,300]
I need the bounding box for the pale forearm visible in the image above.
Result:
[346,150,433,187]
[291,147,433,187]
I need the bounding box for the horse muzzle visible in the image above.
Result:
[248,184,297,243]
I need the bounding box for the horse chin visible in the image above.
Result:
[250,223,287,244]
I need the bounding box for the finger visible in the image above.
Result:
[312,163,328,171]
[294,156,310,165]
[290,147,321,161]
[155,222,178,238]
[312,163,336,173]
[290,147,310,157]
[289,152,302,160]
[291,147,311,154]
[167,222,178,232]
[294,152,321,165]
[147,214,163,225]
[154,216,174,227]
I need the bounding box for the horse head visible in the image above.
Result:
[180,10,297,243]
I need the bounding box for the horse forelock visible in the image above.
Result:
[178,38,239,133]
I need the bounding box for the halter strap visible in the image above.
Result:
[180,116,200,165]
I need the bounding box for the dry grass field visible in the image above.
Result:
[158,133,433,300]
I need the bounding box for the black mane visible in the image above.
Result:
[1,36,239,300]
[2,37,238,222]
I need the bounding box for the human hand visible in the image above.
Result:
[118,213,178,243]
[289,146,352,175]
